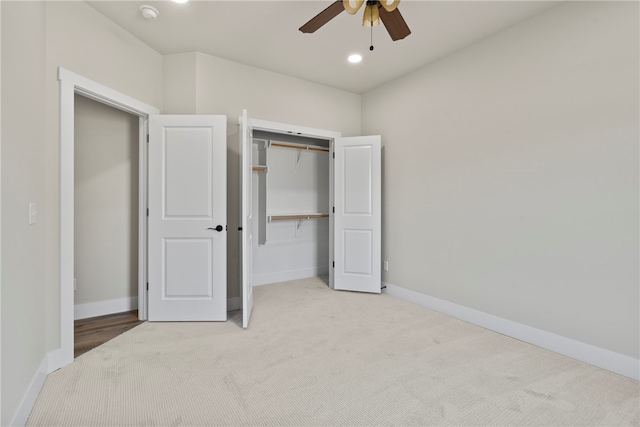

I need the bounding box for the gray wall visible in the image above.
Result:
[74,95,139,307]
[363,1,639,358]
[1,2,47,425]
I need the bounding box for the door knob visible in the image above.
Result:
[207,225,224,232]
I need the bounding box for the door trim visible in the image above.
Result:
[56,67,159,369]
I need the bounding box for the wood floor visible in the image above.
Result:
[74,310,144,358]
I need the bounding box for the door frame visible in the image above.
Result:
[56,67,159,369]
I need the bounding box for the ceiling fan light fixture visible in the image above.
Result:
[362,4,380,27]
[348,54,363,63]
[380,0,400,12]
[343,0,365,15]
[299,0,410,42]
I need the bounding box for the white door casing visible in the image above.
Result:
[148,115,227,321]
[241,109,254,328]
[334,136,382,293]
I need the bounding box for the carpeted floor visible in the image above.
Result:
[28,277,639,426]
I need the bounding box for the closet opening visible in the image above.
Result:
[250,130,333,287]
[241,111,381,327]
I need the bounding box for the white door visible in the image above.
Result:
[334,136,382,293]
[148,115,227,321]
[240,110,254,328]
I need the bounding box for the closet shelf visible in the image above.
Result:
[270,141,329,153]
[268,213,329,222]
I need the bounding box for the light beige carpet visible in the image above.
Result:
[28,277,639,426]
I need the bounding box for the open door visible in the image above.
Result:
[241,109,254,328]
[333,135,382,293]
[148,115,227,321]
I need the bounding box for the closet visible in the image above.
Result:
[251,131,332,286]
[240,110,382,328]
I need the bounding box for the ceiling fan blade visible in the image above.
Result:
[299,1,345,34]
[379,6,411,41]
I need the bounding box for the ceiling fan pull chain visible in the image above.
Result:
[370,27,374,51]
[369,4,374,51]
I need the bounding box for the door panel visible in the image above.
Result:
[164,239,212,297]
[164,129,214,217]
[241,109,254,328]
[343,146,372,214]
[334,136,381,293]
[148,115,227,321]
[343,229,372,275]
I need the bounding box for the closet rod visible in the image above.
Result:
[269,213,329,222]
[270,141,329,153]
[252,165,268,172]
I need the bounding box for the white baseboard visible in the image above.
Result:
[253,266,329,286]
[227,297,241,311]
[10,353,50,427]
[46,349,63,374]
[382,282,639,381]
[74,296,138,320]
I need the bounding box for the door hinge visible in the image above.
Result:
[333,152,335,159]
[147,208,149,217]
[147,134,149,143]
[332,206,335,213]
[146,282,149,291]
[332,261,335,268]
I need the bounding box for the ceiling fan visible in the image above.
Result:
[299,0,411,42]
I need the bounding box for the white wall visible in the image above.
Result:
[44,1,163,350]
[164,52,362,298]
[163,53,197,115]
[1,2,47,425]
[194,53,362,137]
[74,95,139,308]
[363,1,639,359]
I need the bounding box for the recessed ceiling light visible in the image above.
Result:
[348,54,362,64]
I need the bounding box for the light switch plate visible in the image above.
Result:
[29,203,37,225]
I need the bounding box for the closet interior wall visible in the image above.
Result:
[251,130,331,286]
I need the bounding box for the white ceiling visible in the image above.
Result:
[87,1,561,94]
